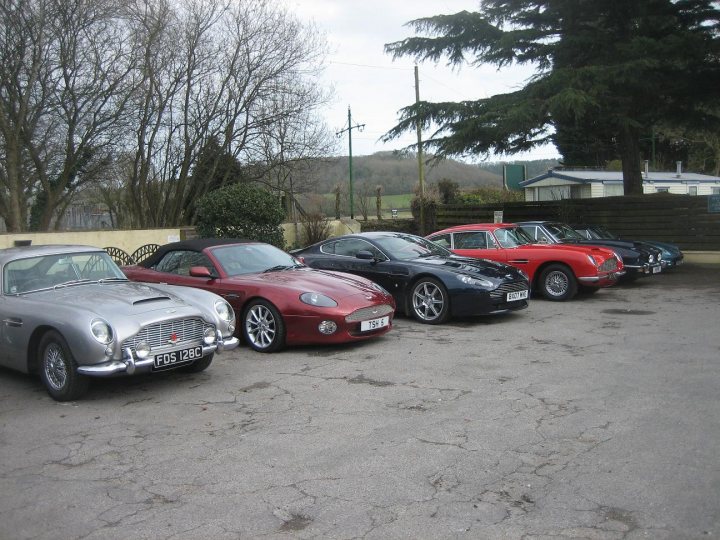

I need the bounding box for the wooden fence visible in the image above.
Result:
[434,195,720,251]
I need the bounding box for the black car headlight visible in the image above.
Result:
[300,292,338,307]
[457,274,493,288]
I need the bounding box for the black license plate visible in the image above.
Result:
[153,346,203,371]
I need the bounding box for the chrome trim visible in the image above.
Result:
[345,304,394,323]
[77,343,220,376]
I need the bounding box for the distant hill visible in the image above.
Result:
[298,152,559,195]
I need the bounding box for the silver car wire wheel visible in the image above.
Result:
[545,270,570,297]
[43,342,68,390]
[245,304,277,349]
[412,281,445,321]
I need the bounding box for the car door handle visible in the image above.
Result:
[508,259,529,264]
[3,318,22,327]
[222,293,239,300]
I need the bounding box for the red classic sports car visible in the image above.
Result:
[427,223,624,301]
[122,239,395,352]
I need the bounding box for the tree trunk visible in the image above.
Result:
[619,125,644,195]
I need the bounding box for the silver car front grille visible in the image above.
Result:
[122,318,213,352]
[599,257,619,272]
[490,281,528,299]
[345,304,394,323]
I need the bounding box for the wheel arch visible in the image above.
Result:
[27,325,58,374]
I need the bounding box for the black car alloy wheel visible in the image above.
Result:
[410,278,450,324]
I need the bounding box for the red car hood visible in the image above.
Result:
[227,268,387,301]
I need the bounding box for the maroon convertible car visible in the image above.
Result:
[123,239,395,353]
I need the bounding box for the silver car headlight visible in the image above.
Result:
[457,274,493,288]
[300,292,338,307]
[214,300,234,322]
[90,319,113,344]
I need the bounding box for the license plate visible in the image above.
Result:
[153,346,203,370]
[361,316,390,332]
[507,290,529,302]
[652,265,662,274]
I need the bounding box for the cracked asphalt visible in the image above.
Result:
[1,263,719,540]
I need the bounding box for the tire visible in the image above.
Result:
[38,330,90,401]
[409,278,450,324]
[538,264,578,301]
[179,353,214,373]
[242,299,286,353]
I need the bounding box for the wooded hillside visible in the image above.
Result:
[296,152,559,196]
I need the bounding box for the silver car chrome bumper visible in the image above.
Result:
[218,336,240,351]
[578,269,626,282]
[77,332,238,377]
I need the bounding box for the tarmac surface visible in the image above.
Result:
[1,263,719,539]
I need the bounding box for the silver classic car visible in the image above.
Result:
[0,245,239,401]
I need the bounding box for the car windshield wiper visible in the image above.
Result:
[53,278,92,289]
[96,277,129,283]
[263,264,295,273]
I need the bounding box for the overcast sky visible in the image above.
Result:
[283,0,560,162]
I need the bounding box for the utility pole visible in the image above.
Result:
[415,65,426,235]
[336,107,365,219]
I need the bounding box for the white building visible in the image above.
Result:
[520,163,720,201]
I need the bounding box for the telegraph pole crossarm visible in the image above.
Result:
[336,106,365,219]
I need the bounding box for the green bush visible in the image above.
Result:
[195,183,286,248]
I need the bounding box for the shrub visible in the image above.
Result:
[195,183,286,248]
[301,212,331,246]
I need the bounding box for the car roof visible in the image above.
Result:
[139,237,254,267]
[0,244,103,265]
[430,223,519,234]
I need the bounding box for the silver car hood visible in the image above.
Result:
[28,281,194,317]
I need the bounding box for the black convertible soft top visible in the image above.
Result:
[139,238,253,268]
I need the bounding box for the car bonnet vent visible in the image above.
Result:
[133,296,171,305]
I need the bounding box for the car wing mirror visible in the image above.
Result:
[356,250,378,261]
[189,266,215,278]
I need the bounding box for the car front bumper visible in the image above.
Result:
[77,333,239,376]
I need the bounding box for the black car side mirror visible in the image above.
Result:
[356,250,377,261]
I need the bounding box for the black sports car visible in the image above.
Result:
[293,232,530,324]
[517,221,663,280]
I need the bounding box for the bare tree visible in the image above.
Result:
[253,76,338,222]
[0,0,134,232]
[1,0,333,231]
[117,0,333,227]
